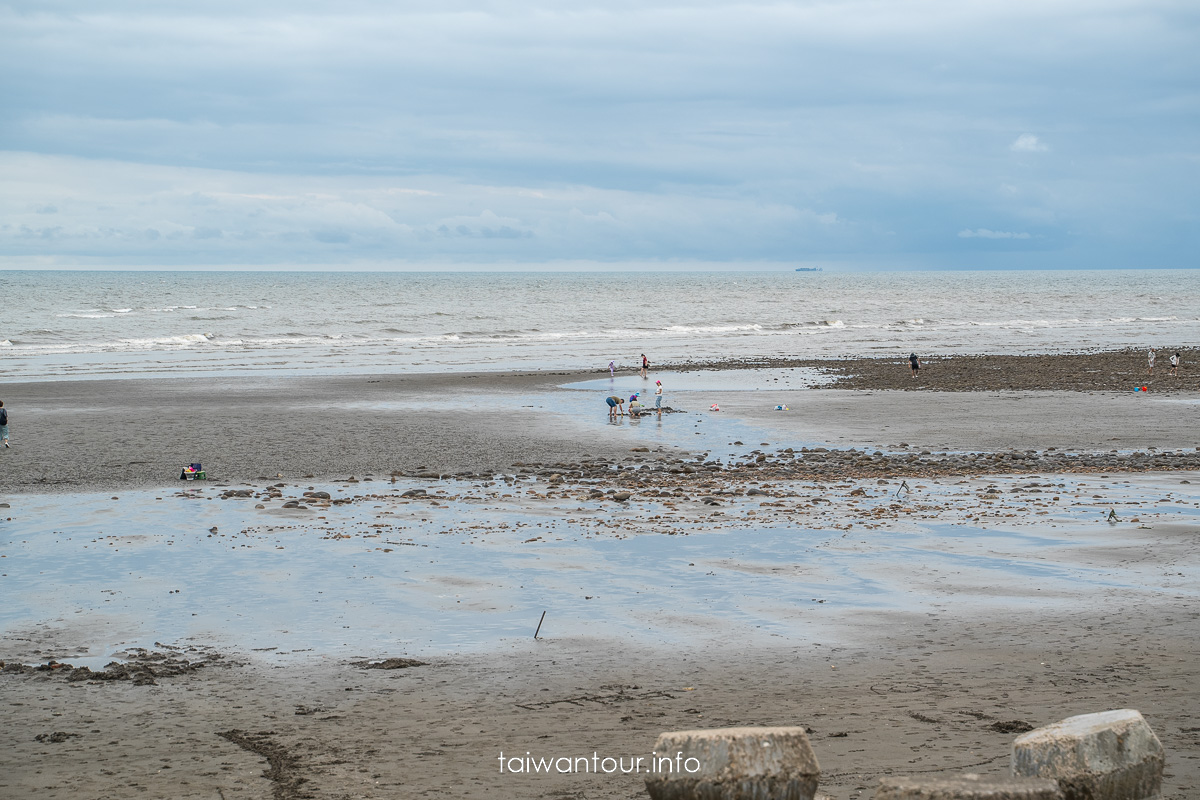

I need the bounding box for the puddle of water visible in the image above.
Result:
[562,368,832,394]
[3,477,1186,665]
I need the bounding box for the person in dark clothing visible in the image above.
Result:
[909,353,920,378]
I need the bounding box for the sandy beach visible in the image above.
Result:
[8,0,1200,793]
[2,352,1198,799]
[1,351,1198,493]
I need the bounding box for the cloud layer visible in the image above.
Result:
[1,1,1197,268]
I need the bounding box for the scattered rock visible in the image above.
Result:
[6,649,222,686]
[992,720,1036,734]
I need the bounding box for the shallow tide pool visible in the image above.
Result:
[1,475,1195,667]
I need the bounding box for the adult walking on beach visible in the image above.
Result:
[1170,351,1180,376]
[654,379,663,417]
[605,395,625,419]
[1147,347,1156,375]
[0,401,9,448]
[640,353,649,379]
[909,352,920,378]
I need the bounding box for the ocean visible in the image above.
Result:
[1,268,1197,381]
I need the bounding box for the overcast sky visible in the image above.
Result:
[1,0,1197,269]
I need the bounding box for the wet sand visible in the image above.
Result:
[2,351,1198,799]
[0,351,1198,492]
[2,614,1197,800]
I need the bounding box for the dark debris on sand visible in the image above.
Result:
[664,349,1200,393]
[1,646,229,686]
[351,657,427,670]
[217,729,311,800]
[390,442,1200,489]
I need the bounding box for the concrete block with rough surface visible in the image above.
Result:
[873,773,1063,799]
[644,726,820,800]
[1011,709,1164,800]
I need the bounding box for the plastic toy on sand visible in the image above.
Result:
[710,403,721,411]
[775,404,789,411]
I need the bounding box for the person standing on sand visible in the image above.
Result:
[640,354,649,379]
[1170,351,1180,376]
[0,400,9,448]
[909,353,920,378]
[605,395,625,419]
[1147,347,1156,375]
[609,360,615,378]
[654,379,663,417]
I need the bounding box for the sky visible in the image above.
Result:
[1,0,1197,270]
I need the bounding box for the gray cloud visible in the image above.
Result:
[1,1,1197,267]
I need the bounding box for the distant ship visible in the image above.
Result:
[794,267,822,272]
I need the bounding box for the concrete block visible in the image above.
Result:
[1011,709,1164,800]
[645,726,820,800]
[873,774,1063,799]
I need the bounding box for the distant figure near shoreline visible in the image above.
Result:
[0,400,8,448]
[909,353,920,378]
[1170,351,1180,377]
[1147,347,1156,375]
[640,353,649,379]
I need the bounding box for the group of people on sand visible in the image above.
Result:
[606,353,664,419]
[1147,347,1181,377]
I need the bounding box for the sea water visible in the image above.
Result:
[1,268,1197,381]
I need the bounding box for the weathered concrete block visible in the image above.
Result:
[1011,709,1164,800]
[874,773,1063,799]
[645,726,820,800]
